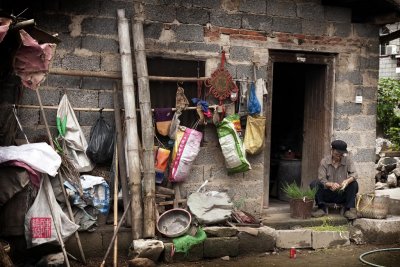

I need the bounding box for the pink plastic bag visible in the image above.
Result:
[169,127,202,182]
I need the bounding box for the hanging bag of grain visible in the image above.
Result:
[217,116,251,174]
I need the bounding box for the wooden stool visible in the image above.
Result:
[325,203,345,215]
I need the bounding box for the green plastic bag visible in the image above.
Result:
[217,115,251,174]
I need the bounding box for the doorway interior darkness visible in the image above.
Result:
[264,51,335,208]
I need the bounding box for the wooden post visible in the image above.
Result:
[133,2,156,238]
[113,146,118,267]
[117,9,143,239]
[113,83,131,227]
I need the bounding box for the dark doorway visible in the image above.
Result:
[264,51,335,208]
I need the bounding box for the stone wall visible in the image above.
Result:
[3,0,379,214]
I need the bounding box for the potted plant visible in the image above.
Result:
[281,182,317,219]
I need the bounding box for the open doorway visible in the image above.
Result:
[264,51,335,208]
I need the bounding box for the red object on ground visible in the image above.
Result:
[290,247,296,259]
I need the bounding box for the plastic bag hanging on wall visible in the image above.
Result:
[247,82,261,115]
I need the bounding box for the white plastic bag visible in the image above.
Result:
[0,142,61,176]
[25,175,79,248]
[57,94,94,172]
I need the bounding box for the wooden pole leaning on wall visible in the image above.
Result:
[117,9,143,239]
[133,2,156,238]
[113,83,131,227]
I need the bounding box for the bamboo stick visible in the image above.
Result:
[133,3,155,238]
[113,146,118,267]
[155,186,175,195]
[113,83,131,227]
[100,200,131,267]
[117,9,143,240]
[35,89,54,149]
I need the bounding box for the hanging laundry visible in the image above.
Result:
[175,86,189,112]
[154,108,174,136]
[255,78,268,114]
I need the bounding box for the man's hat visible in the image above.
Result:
[331,140,348,154]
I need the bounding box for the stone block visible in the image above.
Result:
[188,42,220,53]
[302,20,327,36]
[177,7,209,25]
[46,74,81,89]
[82,77,115,91]
[100,0,133,17]
[276,229,312,248]
[81,17,117,36]
[360,57,380,70]
[272,17,302,34]
[238,226,276,254]
[192,0,221,9]
[18,108,40,126]
[99,92,114,109]
[60,0,100,15]
[239,0,266,14]
[267,0,296,17]
[351,216,400,244]
[20,88,61,106]
[353,23,379,38]
[144,4,176,23]
[82,36,119,53]
[229,46,252,62]
[101,54,121,72]
[311,231,350,249]
[62,54,101,72]
[203,237,239,258]
[39,109,57,126]
[79,111,100,127]
[335,102,362,116]
[334,117,350,131]
[55,33,81,53]
[163,242,203,262]
[67,90,98,108]
[332,132,362,147]
[325,6,351,22]
[297,3,324,20]
[17,125,57,142]
[35,13,70,33]
[350,115,376,131]
[331,22,352,37]
[353,148,376,162]
[236,64,253,79]
[174,24,204,42]
[210,11,241,28]
[242,14,272,32]
[337,70,362,84]
[204,226,238,237]
[144,22,163,40]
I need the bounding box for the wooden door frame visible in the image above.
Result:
[263,50,335,208]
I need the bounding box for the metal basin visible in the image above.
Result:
[157,208,191,238]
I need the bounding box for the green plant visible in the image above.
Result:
[378,78,400,149]
[308,216,348,232]
[281,182,317,200]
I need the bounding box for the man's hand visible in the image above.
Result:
[340,177,354,191]
[327,182,341,191]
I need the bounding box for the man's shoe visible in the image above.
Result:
[311,209,326,218]
[344,209,357,220]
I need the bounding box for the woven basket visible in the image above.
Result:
[356,194,389,219]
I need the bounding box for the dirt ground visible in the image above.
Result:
[69,244,400,267]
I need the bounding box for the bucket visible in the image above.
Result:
[289,198,314,219]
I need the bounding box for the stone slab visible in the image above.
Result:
[203,237,239,258]
[203,226,238,237]
[238,226,276,254]
[351,216,400,244]
[276,229,312,248]
[311,231,350,249]
[375,188,400,215]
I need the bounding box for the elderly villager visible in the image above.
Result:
[311,140,358,220]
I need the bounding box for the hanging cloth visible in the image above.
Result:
[176,85,189,113]
[205,50,238,105]
[154,108,174,136]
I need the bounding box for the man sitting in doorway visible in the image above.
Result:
[311,140,358,220]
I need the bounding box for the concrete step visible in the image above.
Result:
[262,212,348,229]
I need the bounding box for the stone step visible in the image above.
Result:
[262,212,348,229]
[350,215,400,244]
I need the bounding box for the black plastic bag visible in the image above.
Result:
[86,113,114,164]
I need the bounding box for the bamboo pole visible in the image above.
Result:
[117,9,143,239]
[113,83,131,227]
[113,145,118,267]
[133,3,155,238]
[35,89,54,149]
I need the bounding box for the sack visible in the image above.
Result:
[169,127,202,182]
[154,146,171,173]
[356,194,389,219]
[244,115,266,155]
[25,175,79,248]
[86,114,115,164]
[248,82,261,115]
[57,94,94,172]
[217,117,251,174]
